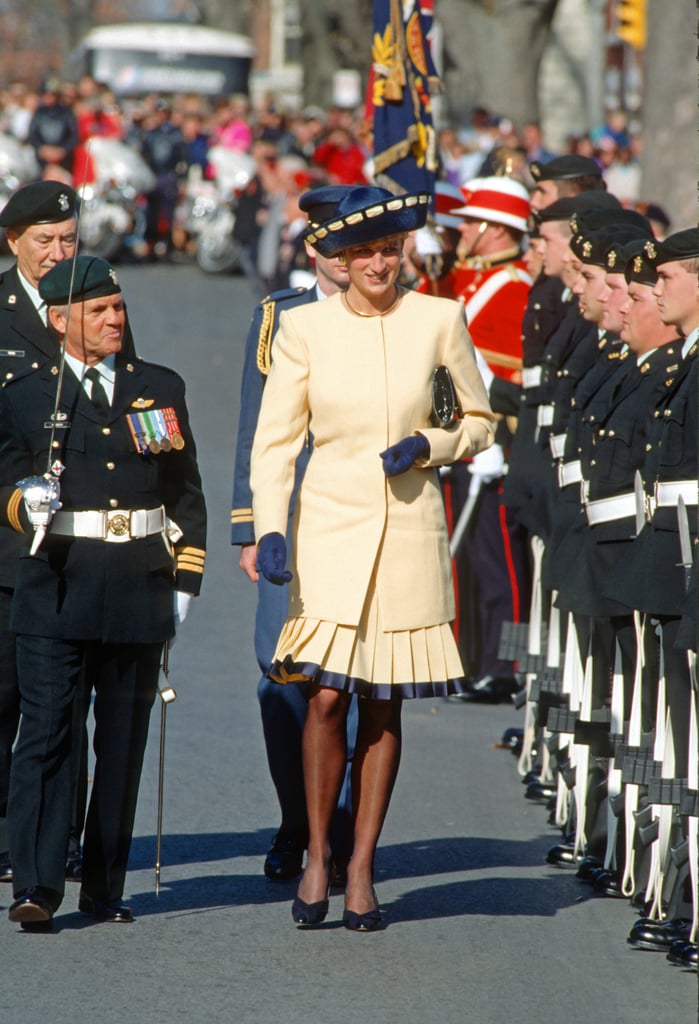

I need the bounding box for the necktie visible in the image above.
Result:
[84,367,110,412]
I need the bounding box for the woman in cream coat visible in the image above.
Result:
[251,186,495,930]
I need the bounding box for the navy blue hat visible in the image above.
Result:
[530,155,603,182]
[298,186,354,228]
[0,181,77,229]
[39,256,121,306]
[535,190,621,225]
[645,228,699,266]
[306,186,430,256]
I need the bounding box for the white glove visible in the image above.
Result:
[174,591,194,629]
[467,443,505,484]
[17,474,62,530]
[474,348,495,392]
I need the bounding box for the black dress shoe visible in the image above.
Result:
[628,918,691,951]
[8,886,62,930]
[546,844,583,867]
[0,851,12,883]
[592,870,626,898]
[456,675,520,704]
[575,856,603,881]
[524,780,557,801]
[65,848,82,882]
[666,940,698,968]
[79,891,134,923]
[264,833,306,881]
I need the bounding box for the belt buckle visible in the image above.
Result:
[107,510,131,538]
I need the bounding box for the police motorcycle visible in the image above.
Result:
[192,146,255,274]
[77,137,155,262]
[0,133,40,250]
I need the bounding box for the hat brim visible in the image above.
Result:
[306,193,430,257]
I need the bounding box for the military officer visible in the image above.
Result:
[1,256,206,929]
[231,186,356,883]
[0,182,82,884]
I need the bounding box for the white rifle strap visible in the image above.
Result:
[687,662,698,944]
[645,693,671,919]
[573,624,594,859]
[517,536,544,777]
[621,612,645,897]
[603,637,625,870]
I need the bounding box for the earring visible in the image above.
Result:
[337,252,346,264]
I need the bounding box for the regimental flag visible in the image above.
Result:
[370,0,442,195]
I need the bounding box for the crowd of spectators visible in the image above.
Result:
[0,76,669,292]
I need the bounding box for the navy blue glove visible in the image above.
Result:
[379,434,430,477]
[257,532,293,585]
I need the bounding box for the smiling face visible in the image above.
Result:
[49,293,125,365]
[344,234,404,312]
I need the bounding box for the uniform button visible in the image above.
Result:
[599,429,606,436]
[653,410,660,418]
[106,461,115,470]
[51,440,60,449]
[109,498,118,508]
[102,427,111,436]
[645,444,652,451]
[5,372,12,380]
[664,409,671,416]
[590,415,595,422]
[608,430,615,437]
[590,459,596,466]
[32,362,39,369]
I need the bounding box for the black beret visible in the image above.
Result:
[622,240,657,286]
[298,185,355,228]
[536,190,621,225]
[570,229,617,267]
[39,255,121,306]
[570,206,652,238]
[646,228,699,266]
[603,226,656,272]
[530,155,603,182]
[0,181,77,228]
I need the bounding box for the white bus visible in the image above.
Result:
[69,23,255,96]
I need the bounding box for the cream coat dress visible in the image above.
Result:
[250,288,495,698]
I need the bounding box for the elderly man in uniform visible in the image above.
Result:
[1,256,206,929]
[0,182,82,885]
[232,186,356,884]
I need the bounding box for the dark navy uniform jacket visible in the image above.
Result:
[0,353,206,643]
[231,286,316,547]
[0,263,137,589]
[607,344,697,616]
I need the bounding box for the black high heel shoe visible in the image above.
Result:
[291,895,329,926]
[342,906,382,932]
[342,888,382,932]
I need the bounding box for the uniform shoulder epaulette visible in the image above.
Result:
[131,359,182,382]
[256,287,310,377]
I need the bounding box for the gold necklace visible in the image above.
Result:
[343,286,402,318]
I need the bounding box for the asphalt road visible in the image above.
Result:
[0,262,695,1023]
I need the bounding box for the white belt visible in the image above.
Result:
[522,365,543,389]
[654,480,698,508]
[585,492,636,525]
[50,506,166,543]
[559,460,583,487]
[537,404,554,427]
[550,433,566,460]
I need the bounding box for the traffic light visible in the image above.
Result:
[616,0,647,50]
